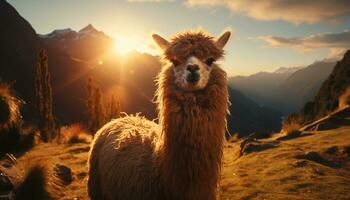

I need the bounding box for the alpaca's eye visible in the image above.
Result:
[205,58,215,66]
[170,59,180,66]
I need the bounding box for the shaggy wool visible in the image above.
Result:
[88,31,229,200]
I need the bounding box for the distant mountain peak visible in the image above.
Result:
[79,24,99,34]
[39,24,110,42]
[39,28,76,39]
[51,28,75,35]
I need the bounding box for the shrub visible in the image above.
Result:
[0,83,21,130]
[58,124,92,144]
[281,114,304,134]
[16,163,57,200]
[0,83,33,153]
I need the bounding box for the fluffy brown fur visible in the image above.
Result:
[88,31,229,200]
[165,31,224,62]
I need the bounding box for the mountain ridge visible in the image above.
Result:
[229,61,336,114]
[300,50,350,123]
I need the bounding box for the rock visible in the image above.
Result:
[324,146,339,155]
[240,138,279,156]
[277,130,302,141]
[53,164,72,184]
[247,131,271,140]
[295,151,340,168]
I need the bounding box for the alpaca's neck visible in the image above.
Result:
[159,102,225,200]
[156,65,228,199]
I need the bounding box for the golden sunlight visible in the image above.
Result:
[114,37,137,55]
[114,36,159,56]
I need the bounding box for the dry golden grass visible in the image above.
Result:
[12,143,90,199]
[2,125,350,199]
[0,83,21,130]
[281,114,304,135]
[58,124,92,144]
[220,126,350,200]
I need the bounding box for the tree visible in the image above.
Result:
[34,49,55,142]
[86,77,95,132]
[106,95,121,120]
[86,78,121,134]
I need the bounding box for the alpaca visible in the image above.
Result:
[88,30,231,200]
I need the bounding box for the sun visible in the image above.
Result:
[114,37,136,55]
[113,36,159,56]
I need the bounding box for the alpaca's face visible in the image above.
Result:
[153,31,231,91]
[172,56,213,91]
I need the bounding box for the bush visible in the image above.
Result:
[58,124,92,144]
[0,83,34,153]
[16,163,56,200]
[0,83,21,130]
[281,114,303,134]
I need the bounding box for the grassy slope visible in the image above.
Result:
[14,143,90,199]
[221,126,350,200]
[7,126,350,200]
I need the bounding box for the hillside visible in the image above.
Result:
[229,61,335,114]
[0,0,92,122]
[300,50,350,123]
[278,61,336,113]
[221,126,350,200]
[1,125,349,199]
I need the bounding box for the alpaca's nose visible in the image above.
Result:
[186,64,200,84]
[186,64,199,73]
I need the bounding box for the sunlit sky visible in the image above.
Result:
[8,0,350,76]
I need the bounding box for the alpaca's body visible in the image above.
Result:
[88,31,230,200]
[88,116,164,200]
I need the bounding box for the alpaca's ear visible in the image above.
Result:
[152,34,170,51]
[215,31,231,49]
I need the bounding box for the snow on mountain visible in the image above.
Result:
[38,24,108,41]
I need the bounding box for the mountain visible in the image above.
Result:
[300,50,350,123]
[39,24,114,61]
[0,0,160,123]
[0,0,84,121]
[229,61,335,114]
[229,68,295,110]
[277,61,336,113]
[227,88,282,136]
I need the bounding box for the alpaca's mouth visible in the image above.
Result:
[186,73,200,84]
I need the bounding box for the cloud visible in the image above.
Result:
[260,30,350,60]
[186,0,350,24]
